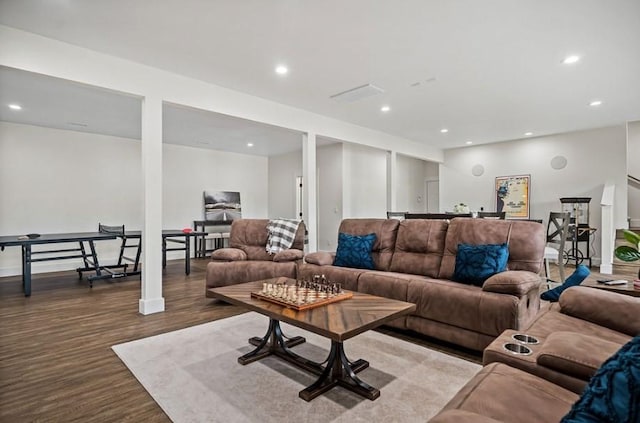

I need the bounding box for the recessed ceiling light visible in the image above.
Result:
[562,55,580,64]
[465,141,473,145]
[247,142,254,147]
[440,128,449,133]
[8,104,22,110]
[380,105,390,112]
[275,65,288,75]
[524,132,533,136]
[589,100,602,107]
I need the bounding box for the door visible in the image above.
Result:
[425,180,439,213]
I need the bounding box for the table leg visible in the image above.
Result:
[239,318,376,401]
[87,240,101,288]
[299,340,378,402]
[23,245,32,297]
[185,235,190,275]
[162,237,167,269]
[239,319,308,366]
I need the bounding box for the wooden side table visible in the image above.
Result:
[581,278,640,297]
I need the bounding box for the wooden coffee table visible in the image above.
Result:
[208,279,416,401]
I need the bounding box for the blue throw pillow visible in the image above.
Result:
[453,243,509,286]
[333,232,376,270]
[561,335,640,423]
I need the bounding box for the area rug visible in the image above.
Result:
[112,313,480,422]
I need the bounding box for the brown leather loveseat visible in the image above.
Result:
[299,217,546,351]
[205,219,305,295]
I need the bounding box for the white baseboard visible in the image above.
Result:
[139,297,165,315]
[599,263,613,275]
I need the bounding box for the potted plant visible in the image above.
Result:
[614,229,640,283]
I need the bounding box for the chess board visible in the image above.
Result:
[251,288,353,311]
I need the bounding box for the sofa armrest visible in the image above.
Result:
[481,271,541,296]
[304,251,335,266]
[273,249,304,262]
[559,286,640,336]
[537,331,621,381]
[429,410,502,423]
[211,248,247,262]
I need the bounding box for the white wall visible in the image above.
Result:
[342,143,387,218]
[317,143,343,250]
[0,122,268,276]
[628,121,640,226]
[267,150,302,219]
[441,125,628,263]
[163,143,269,225]
[396,154,427,213]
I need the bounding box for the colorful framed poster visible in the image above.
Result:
[495,175,530,219]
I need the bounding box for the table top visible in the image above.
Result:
[208,279,416,342]
[124,230,207,238]
[581,278,640,297]
[0,232,117,247]
[0,230,206,247]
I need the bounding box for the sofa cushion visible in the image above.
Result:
[559,287,640,336]
[333,232,376,270]
[337,219,399,271]
[453,243,509,286]
[407,278,525,337]
[211,247,247,262]
[482,270,542,295]
[272,249,304,262]
[304,251,335,266]
[561,335,640,423]
[388,219,448,278]
[205,261,297,291]
[537,332,621,381]
[439,218,545,280]
[432,362,578,423]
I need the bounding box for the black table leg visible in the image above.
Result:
[299,340,378,401]
[185,235,190,275]
[87,240,101,288]
[239,318,376,401]
[162,237,167,269]
[23,245,31,297]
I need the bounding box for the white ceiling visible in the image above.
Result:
[0,66,312,157]
[1,0,639,149]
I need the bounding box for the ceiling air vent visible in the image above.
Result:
[330,84,384,103]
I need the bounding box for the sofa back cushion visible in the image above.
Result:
[230,219,305,261]
[388,219,448,278]
[439,218,545,279]
[337,219,399,271]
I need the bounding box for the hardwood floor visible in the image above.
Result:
[0,260,636,422]
[0,259,245,422]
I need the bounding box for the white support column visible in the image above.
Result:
[303,132,318,253]
[386,150,397,212]
[599,183,615,275]
[139,96,165,315]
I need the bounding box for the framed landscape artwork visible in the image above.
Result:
[203,191,242,222]
[495,175,530,219]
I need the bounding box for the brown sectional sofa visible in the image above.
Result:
[429,287,640,422]
[205,219,305,295]
[299,217,546,351]
[482,286,639,393]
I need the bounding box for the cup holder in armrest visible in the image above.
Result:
[511,334,539,344]
[503,343,532,355]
